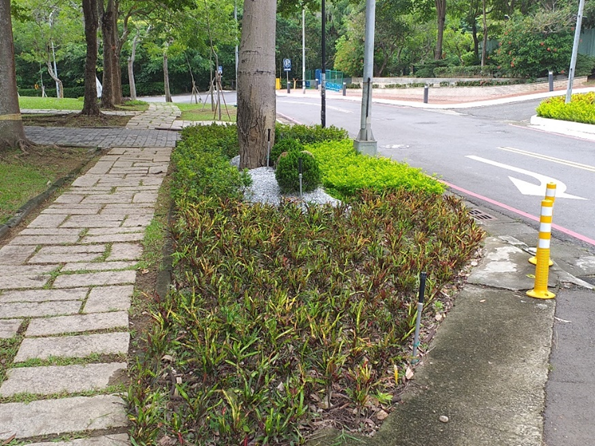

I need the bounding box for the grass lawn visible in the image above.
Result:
[18,96,149,112]
[177,103,237,122]
[0,145,93,225]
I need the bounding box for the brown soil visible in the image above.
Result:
[23,113,131,127]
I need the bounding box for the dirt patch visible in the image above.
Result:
[23,113,131,128]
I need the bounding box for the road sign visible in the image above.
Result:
[283,58,291,72]
[466,155,586,200]
[218,66,223,74]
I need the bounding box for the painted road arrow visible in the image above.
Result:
[466,155,587,200]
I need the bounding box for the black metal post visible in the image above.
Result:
[343,82,347,96]
[549,71,554,92]
[321,0,326,128]
[423,85,429,104]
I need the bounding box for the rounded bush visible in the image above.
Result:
[275,150,321,193]
[270,138,304,166]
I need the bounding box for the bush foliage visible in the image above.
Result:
[269,138,304,166]
[129,124,483,445]
[307,140,445,199]
[275,150,321,193]
[536,92,595,125]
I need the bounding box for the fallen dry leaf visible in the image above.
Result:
[405,366,414,380]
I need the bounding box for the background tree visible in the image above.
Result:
[237,0,276,169]
[82,0,100,115]
[0,0,28,149]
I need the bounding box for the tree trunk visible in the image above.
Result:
[46,61,64,99]
[237,0,277,169]
[434,0,446,60]
[163,42,172,103]
[128,31,139,101]
[0,0,28,150]
[472,21,479,61]
[481,0,488,67]
[82,0,100,116]
[101,0,116,108]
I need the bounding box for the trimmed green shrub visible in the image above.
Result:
[307,140,444,198]
[275,123,348,145]
[269,138,304,166]
[536,92,595,125]
[172,124,249,202]
[434,66,494,78]
[275,150,321,193]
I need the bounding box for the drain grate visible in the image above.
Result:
[469,209,497,221]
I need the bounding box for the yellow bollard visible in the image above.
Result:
[529,182,556,266]
[527,199,556,299]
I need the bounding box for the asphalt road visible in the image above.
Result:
[276,94,595,252]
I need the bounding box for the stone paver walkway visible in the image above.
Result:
[125,103,180,130]
[1,106,176,442]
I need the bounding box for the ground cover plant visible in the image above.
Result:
[128,124,484,445]
[0,145,94,225]
[536,92,595,125]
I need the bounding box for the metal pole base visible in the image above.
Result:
[353,139,377,156]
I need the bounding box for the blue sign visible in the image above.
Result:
[217,66,223,74]
[283,58,291,72]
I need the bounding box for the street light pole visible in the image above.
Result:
[354,0,377,156]
[321,0,326,127]
[565,0,585,103]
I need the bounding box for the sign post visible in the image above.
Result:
[283,58,291,94]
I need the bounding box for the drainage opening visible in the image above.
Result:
[469,209,496,221]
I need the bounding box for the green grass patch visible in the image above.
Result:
[128,124,483,444]
[0,335,24,385]
[177,103,237,122]
[536,92,595,125]
[19,96,83,111]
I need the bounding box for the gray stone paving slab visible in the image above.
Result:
[62,217,124,228]
[10,235,80,245]
[0,362,127,396]
[37,245,106,254]
[80,195,134,205]
[0,319,22,338]
[42,205,103,215]
[133,192,158,203]
[102,203,155,212]
[0,245,36,264]
[81,233,144,244]
[83,285,134,313]
[107,243,143,261]
[62,261,137,272]
[86,227,143,236]
[28,252,104,264]
[20,228,83,236]
[0,288,88,303]
[27,311,128,336]
[0,395,127,440]
[54,194,84,204]
[28,214,68,228]
[0,274,52,290]
[0,265,57,276]
[25,127,179,148]
[24,433,129,446]
[122,215,153,227]
[53,270,136,288]
[72,175,103,187]
[14,332,129,362]
[0,301,81,318]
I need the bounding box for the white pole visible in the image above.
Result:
[302,8,306,94]
[565,0,586,103]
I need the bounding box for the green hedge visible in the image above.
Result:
[434,66,494,78]
[536,92,595,125]
[307,140,445,199]
[19,82,177,99]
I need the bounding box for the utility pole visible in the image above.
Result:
[353,0,377,156]
[566,0,585,103]
[234,0,238,90]
[321,0,326,127]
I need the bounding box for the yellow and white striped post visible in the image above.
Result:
[527,199,556,299]
[529,182,556,266]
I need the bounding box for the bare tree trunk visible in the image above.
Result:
[128,31,139,100]
[435,0,447,60]
[163,42,172,103]
[237,0,277,169]
[82,0,100,116]
[46,61,64,98]
[0,0,28,150]
[481,0,488,67]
